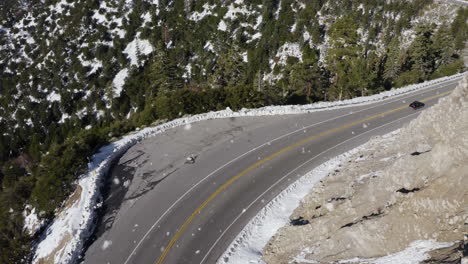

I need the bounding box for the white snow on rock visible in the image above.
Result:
[218,20,228,31]
[112,68,129,97]
[23,206,44,235]
[242,52,248,62]
[450,0,468,5]
[290,22,297,32]
[47,91,61,102]
[224,2,249,20]
[338,240,454,264]
[142,12,152,26]
[254,15,263,30]
[204,41,215,52]
[30,73,465,264]
[463,257,468,264]
[303,30,311,42]
[190,3,216,22]
[92,11,107,24]
[49,0,73,15]
[251,32,262,41]
[271,42,303,67]
[399,3,458,51]
[78,54,102,75]
[182,63,192,79]
[59,113,70,124]
[124,36,154,66]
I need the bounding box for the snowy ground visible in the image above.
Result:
[27,73,465,264]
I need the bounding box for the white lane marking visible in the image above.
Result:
[200,111,422,264]
[122,79,457,264]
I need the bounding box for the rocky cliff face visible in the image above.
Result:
[262,74,468,263]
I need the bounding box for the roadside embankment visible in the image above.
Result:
[262,76,468,263]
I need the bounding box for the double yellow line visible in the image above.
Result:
[156,89,452,264]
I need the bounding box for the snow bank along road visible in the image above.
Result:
[82,76,463,264]
[447,0,468,7]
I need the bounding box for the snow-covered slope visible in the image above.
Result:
[1,0,462,139]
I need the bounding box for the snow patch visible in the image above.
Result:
[218,20,228,31]
[204,41,215,52]
[190,3,215,22]
[59,113,70,124]
[224,2,249,20]
[78,54,103,75]
[290,22,297,32]
[23,206,44,235]
[142,12,152,25]
[271,42,303,67]
[47,91,61,102]
[254,15,263,30]
[112,68,129,97]
[251,32,262,41]
[338,240,454,264]
[303,30,311,42]
[242,52,248,62]
[124,36,154,66]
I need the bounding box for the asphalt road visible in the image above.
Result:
[82,75,463,264]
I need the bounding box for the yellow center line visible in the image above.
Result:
[156,89,452,264]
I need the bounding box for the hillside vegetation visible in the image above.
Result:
[0,0,466,262]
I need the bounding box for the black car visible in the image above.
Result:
[409,101,425,109]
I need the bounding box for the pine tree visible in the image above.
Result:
[27,135,41,162]
[0,170,3,189]
[165,53,184,90]
[325,16,361,100]
[408,24,435,81]
[1,162,25,189]
[0,134,8,162]
[432,25,456,69]
[210,44,246,89]
[384,37,402,82]
[289,62,327,102]
[451,8,468,51]
[0,196,32,264]
[348,57,370,97]
[148,42,171,94]
[254,71,264,92]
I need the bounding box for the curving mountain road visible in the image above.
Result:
[82,75,463,264]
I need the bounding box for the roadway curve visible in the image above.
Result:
[82,76,463,264]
